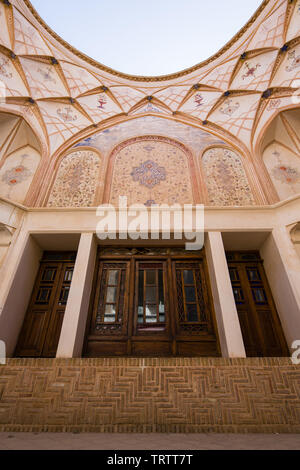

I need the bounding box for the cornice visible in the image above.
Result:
[4,193,298,213]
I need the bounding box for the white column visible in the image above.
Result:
[205,232,246,358]
[261,226,300,350]
[56,233,97,358]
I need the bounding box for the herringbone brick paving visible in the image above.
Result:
[0,358,299,433]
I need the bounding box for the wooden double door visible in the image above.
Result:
[15,252,76,358]
[227,252,288,357]
[84,247,221,357]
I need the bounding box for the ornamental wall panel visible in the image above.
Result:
[47,149,101,207]
[263,142,300,200]
[0,145,40,203]
[202,147,255,206]
[108,137,194,206]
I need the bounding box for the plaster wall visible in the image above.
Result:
[0,234,42,356]
[261,228,300,349]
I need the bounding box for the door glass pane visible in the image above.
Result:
[146,286,156,303]
[137,265,165,327]
[138,306,144,323]
[229,268,239,282]
[108,270,119,285]
[64,269,73,282]
[187,304,198,322]
[104,304,116,322]
[42,268,56,281]
[106,286,117,303]
[252,288,267,304]
[183,270,194,284]
[146,270,156,285]
[138,270,144,316]
[36,288,51,304]
[185,286,196,302]
[159,307,165,323]
[233,288,244,303]
[59,286,70,305]
[145,305,157,323]
[247,269,261,282]
[158,270,165,322]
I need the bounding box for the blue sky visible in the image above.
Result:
[31,0,262,76]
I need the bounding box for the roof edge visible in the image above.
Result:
[23,0,270,82]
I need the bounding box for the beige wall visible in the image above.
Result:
[57,233,97,358]
[261,227,300,350]
[0,234,42,356]
[206,232,246,358]
[0,195,300,358]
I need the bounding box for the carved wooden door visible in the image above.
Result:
[15,252,75,358]
[227,252,288,357]
[84,247,220,357]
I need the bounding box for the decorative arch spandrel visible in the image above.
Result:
[201,146,256,206]
[46,147,102,207]
[263,142,300,200]
[104,135,199,206]
[0,145,41,204]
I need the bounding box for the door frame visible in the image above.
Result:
[83,246,221,357]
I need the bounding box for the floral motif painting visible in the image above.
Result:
[272,165,300,184]
[47,150,101,207]
[263,143,300,200]
[219,99,240,117]
[202,147,255,206]
[75,116,226,155]
[131,160,166,189]
[2,165,32,186]
[0,56,12,79]
[242,62,261,80]
[0,146,40,203]
[109,136,194,206]
[285,50,300,73]
[56,106,78,122]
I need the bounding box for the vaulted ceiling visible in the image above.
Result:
[0,0,299,157]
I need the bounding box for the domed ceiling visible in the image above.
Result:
[0,0,299,156]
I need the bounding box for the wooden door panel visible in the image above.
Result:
[15,255,75,358]
[227,252,288,357]
[89,261,130,338]
[134,261,169,338]
[237,310,262,357]
[43,309,65,357]
[15,310,51,357]
[131,340,172,356]
[85,248,220,357]
[172,260,217,339]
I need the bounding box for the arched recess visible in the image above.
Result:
[0,224,14,267]
[0,112,42,204]
[201,146,255,206]
[46,147,102,207]
[256,107,300,202]
[263,143,300,200]
[291,223,300,260]
[260,109,300,201]
[103,135,199,206]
